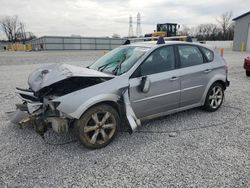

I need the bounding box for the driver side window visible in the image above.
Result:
[135,46,175,77]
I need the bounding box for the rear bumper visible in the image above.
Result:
[244,58,250,71]
[226,79,230,87]
[244,64,250,71]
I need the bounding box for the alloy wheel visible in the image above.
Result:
[83,111,116,145]
[208,86,223,109]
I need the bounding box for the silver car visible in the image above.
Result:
[12,40,230,149]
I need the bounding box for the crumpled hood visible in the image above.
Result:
[28,63,114,92]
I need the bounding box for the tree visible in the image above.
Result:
[178,11,234,41]
[0,15,28,43]
[196,23,220,40]
[25,32,37,41]
[217,11,233,40]
[179,25,190,36]
[0,31,5,40]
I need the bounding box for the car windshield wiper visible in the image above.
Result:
[112,60,124,75]
[97,60,122,73]
[112,55,127,75]
[97,63,113,72]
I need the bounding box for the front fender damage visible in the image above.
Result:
[10,86,141,138]
[122,89,141,131]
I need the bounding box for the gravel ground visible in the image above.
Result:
[0,50,249,188]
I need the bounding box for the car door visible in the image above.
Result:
[177,44,213,107]
[129,45,181,118]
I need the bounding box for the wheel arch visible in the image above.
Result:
[67,94,122,119]
[201,76,226,105]
[213,80,227,90]
[91,101,122,117]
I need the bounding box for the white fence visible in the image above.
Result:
[27,36,126,51]
[204,41,233,49]
[26,37,234,51]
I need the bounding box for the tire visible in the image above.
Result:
[246,71,250,77]
[203,82,224,112]
[75,104,119,149]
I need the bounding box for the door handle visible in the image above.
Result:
[204,69,212,73]
[170,76,179,81]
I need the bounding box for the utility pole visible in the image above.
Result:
[128,15,134,37]
[136,13,142,37]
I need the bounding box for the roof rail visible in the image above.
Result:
[123,36,191,45]
[127,35,188,41]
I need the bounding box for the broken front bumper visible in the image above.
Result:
[15,87,43,113]
[15,87,40,102]
[9,102,43,131]
[11,87,69,136]
[9,109,30,125]
[10,88,42,125]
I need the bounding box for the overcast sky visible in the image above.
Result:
[0,0,249,38]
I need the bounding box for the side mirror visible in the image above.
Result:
[140,76,151,93]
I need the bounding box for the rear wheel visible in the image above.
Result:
[203,82,224,112]
[75,104,119,149]
[246,70,250,77]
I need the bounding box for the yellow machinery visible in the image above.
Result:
[145,23,178,38]
[152,31,167,37]
[7,43,32,51]
[145,23,191,42]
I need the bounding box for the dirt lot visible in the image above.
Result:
[0,50,249,187]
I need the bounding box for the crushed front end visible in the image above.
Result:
[10,63,113,138]
[12,87,71,137]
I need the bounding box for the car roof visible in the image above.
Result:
[127,40,214,51]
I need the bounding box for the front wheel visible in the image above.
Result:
[75,104,119,149]
[203,83,224,112]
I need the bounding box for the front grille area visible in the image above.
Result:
[19,93,40,102]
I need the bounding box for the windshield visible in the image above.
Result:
[89,46,149,75]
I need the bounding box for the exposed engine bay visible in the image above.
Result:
[11,63,116,137]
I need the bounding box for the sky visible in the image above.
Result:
[0,0,249,38]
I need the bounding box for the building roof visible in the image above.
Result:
[232,11,250,21]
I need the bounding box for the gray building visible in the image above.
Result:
[233,11,250,51]
[26,36,126,51]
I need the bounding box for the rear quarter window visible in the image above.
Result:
[178,45,204,68]
[200,47,214,62]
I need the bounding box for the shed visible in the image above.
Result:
[233,11,250,51]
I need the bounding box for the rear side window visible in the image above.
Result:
[178,45,204,68]
[200,47,214,62]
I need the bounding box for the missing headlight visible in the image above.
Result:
[27,102,43,114]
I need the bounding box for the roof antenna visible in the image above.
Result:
[156,36,165,44]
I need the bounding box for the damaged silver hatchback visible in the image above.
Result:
[11,41,229,149]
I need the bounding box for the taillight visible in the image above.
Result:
[244,57,250,65]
